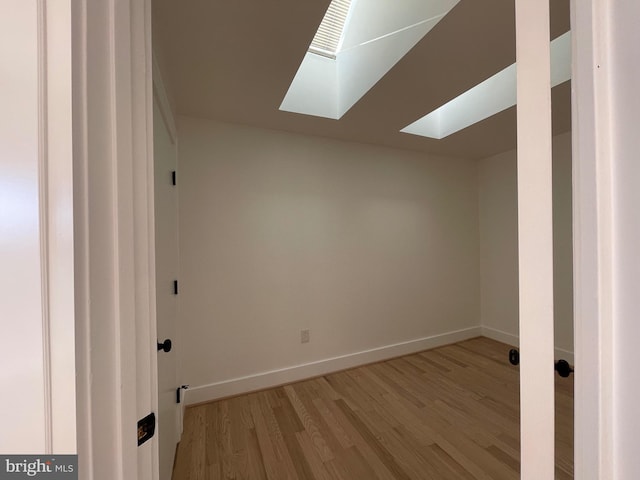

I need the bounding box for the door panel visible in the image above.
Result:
[0,0,46,452]
[154,99,179,480]
[515,0,556,477]
[0,0,76,454]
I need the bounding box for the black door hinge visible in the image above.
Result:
[171,170,177,186]
[176,385,189,404]
[173,280,178,295]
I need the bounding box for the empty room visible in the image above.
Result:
[151,0,574,478]
[4,0,640,478]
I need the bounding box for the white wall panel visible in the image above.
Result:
[177,117,480,399]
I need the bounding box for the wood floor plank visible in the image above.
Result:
[249,393,299,480]
[319,396,400,480]
[333,398,413,480]
[324,445,378,480]
[390,424,465,480]
[173,337,574,479]
[294,431,337,480]
[284,384,335,463]
[245,427,269,480]
[310,396,354,450]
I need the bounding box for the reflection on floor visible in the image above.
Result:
[173,337,574,479]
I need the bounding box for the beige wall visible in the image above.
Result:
[478,132,573,358]
[177,117,481,396]
[478,147,519,341]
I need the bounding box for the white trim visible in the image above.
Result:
[185,327,481,405]
[37,0,53,454]
[554,347,575,368]
[481,327,575,365]
[571,0,615,478]
[131,0,158,477]
[41,0,77,454]
[73,0,156,477]
[480,326,519,348]
[72,0,93,469]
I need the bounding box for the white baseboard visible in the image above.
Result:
[554,347,575,366]
[184,326,482,406]
[481,326,575,365]
[480,326,519,348]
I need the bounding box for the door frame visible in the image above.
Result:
[72,0,621,478]
[72,0,158,478]
[571,0,616,478]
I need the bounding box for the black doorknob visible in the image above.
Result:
[508,349,574,377]
[554,359,574,377]
[509,348,520,366]
[157,339,172,352]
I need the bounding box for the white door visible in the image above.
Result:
[515,1,556,478]
[0,0,48,452]
[154,97,180,480]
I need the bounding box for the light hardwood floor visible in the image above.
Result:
[173,337,574,479]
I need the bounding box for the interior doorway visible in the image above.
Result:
[149,0,574,478]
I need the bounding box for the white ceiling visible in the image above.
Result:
[152,0,571,160]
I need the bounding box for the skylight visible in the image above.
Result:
[401,31,572,139]
[308,0,352,59]
[280,0,461,120]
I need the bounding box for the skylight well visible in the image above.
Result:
[280,0,461,120]
[308,0,352,59]
[283,2,571,136]
[401,31,572,139]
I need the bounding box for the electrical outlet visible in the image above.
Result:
[301,329,310,344]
